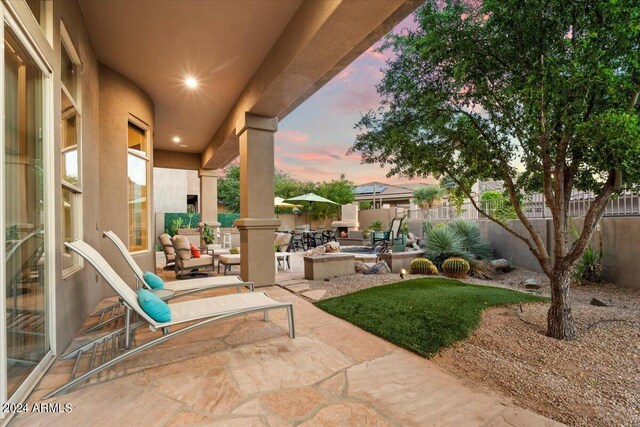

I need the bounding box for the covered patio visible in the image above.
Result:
[80,0,424,288]
[13,284,560,426]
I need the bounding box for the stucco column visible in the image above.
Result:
[234,113,281,286]
[199,169,221,225]
[199,169,221,244]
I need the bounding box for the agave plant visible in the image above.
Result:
[447,220,493,260]
[424,226,470,268]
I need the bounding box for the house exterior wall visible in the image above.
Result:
[53,0,103,353]
[154,168,188,214]
[98,64,155,296]
[4,0,152,360]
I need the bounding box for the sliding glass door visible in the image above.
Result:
[2,9,52,405]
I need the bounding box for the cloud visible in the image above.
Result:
[275,129,310,144]
[273,12,424,185]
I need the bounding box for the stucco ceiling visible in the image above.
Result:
[79,0,303,154]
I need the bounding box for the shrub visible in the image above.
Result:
[369,220,384,232]
[165,213,201,236]
[570,225,605,285]
[442,257,470,278]
[424,226,469,268]
[468,259,496,280]
[202,223,216,245]
[447,220,492,259]
[410,258,437,275]
[399,221,409,235]
[424,220,493,268]
[422,220,433,236]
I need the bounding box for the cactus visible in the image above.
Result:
[442,257,470,278]
[410,258,437,275]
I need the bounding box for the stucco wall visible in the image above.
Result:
[571,217,638,290]
[99,64,155,296]
[415,216,639,290]
[476,219,552,272]
[359,209,394,230]
[154,168,188,214]
[52,0,103,352]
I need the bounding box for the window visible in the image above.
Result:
[3,15,50,400]
[24,0,52,43]
[60,24,82,275]
[127,121,150,252]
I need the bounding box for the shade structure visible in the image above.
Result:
[274,197,301,208]
[283,193,339,208]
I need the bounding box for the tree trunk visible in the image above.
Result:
[546,269,577,340]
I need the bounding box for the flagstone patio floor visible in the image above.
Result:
[12,260,563,426]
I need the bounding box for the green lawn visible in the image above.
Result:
[315,278,548,357]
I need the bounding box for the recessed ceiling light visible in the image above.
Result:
[179,144,188,148]
[172,136,181,143]
[185,77,198,88]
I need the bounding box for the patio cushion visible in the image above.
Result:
[274,233,292,253]
[158,234,175,254]
[190,244,201,258]
[143,271,164,289]
[181,254,213,268]
[137,289,171,322]
[173,235,191,260]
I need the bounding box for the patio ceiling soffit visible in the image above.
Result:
[200,0,421,170]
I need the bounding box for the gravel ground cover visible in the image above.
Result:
[305,267,640,426]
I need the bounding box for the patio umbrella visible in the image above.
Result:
[274,197,301,208]
[282,193,339,208]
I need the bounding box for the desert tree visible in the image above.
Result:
[350,0,640,339]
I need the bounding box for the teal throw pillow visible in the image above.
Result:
[137,289,171,323]
[143,271,164,289]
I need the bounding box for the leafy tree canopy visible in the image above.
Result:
[217,163,241,213]
[352,0,639,196]
[218,164,355,219]
[350,0,640,340]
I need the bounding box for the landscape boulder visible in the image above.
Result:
[365,261,391,275]
[354,260,369,274]
[324,242,341,253]
[491,259,512,272]
[307,245,326,256]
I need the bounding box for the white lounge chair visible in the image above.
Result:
[46,240,294,398]
[84,231,256,333]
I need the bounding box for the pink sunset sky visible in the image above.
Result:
[274,14,426,186]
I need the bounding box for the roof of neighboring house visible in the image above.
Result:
[353,181,435,201]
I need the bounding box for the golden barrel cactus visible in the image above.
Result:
[409,258,438,275]
[442,257,470,278]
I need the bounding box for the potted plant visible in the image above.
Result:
[201,223,216,249]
